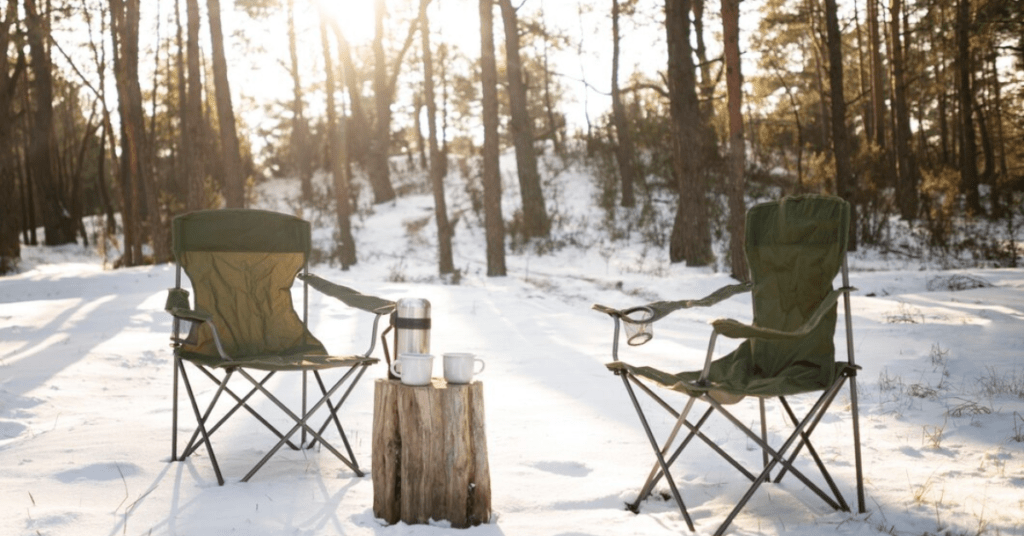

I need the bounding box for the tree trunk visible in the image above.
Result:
[372,379,491,528]
[207,0,245,208]
[956,0,981,214]
[611,0,637,208]
[666,0,711,266]
[0,0,23,273]
[326,21,371,167]
[419,0,454,275]
[25,0,76,246]
[369,0,398,204]
[480,0,506,276]
[866,0,886,149]
[499,0,550,238]
[824,0,857,250]
[184,0,205,211]
[889,0,920,220]
[110,0,146,264]
[287,0,313,201]
[318,16,356,268]
[722,0,747,281]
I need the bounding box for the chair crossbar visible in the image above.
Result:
[181,367,301,458]
[236,365,367,481]
[305,369,363,467]
[775,392,849,512]
[710,377,852,535]
[628,375,757,483]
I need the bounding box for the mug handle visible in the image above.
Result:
[390,360,403,378]
[474,359,485,375]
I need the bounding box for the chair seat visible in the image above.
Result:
[607,360,855,400]
[176,349,378,371]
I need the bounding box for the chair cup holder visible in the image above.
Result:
[623,307,654,346]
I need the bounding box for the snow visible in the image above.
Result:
[2,161,1023,536]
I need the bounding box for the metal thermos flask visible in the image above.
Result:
[394,297,431,364]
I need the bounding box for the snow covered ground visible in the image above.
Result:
[2,163,1023,536]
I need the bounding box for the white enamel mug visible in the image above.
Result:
[443,353,486,384]
[390,353,434,386]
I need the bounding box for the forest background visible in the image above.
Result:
[0,0,1022,277]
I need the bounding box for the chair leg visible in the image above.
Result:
[619,373,695,531]
[172,355,180,462]
[633,396,697,508]
[848,371,867,513]
[177,361,225,486]
[759,398,770,477]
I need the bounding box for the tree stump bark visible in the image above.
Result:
[372,378,491,528]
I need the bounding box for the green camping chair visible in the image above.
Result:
[165,209,395,485]
[594,195,865,535]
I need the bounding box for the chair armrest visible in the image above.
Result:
[164,288,213,323]
[710,287,855,340]
[299,273,396,315]
[593,281,752,324]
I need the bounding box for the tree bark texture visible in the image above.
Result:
[666,0,712,266]
[824,0,858,250]
[419,0,455,275]
[722,0,747,281]
[372,379,491,528]
[0,0,23,273]
[184,0,205,212]
[25,0,76,246]
[110,0,146,264]
[480,0,506,276]
[207,0,245,208]
[499,0,550,239]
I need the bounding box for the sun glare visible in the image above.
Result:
[316,0,376,46]
[314,0,480,50]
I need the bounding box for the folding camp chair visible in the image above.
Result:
[594,195,865,535]
[165,209,395,485]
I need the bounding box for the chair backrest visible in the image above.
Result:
[744,195,850,381]
[172,209,326,359]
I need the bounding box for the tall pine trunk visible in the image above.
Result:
[184,0,205,211]
[287,0,313,201]
[207,0,245,208]
[667,0,711,266]
[723,0,747,281]
[25,0,76,245]
[611,0,637,208]
[318,16,356,267]
[480,0,506,276]
[110,0,146,264]
[419,0,454,275]
[824,0,857,250]
[889,0,920,220]
[0,0,22,273]
[956,0,981,214]
[499,0,549,238]
[369,0,398,203]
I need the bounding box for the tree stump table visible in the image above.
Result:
[372,378,491,528]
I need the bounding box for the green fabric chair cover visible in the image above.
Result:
[171,209,339,369]
[607,195,852,398]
